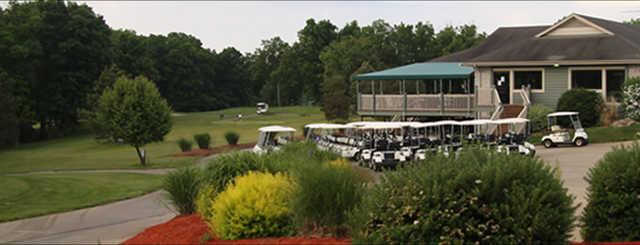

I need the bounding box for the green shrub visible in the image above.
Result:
[528,104,554,132]
[193,133,211,149]
[557,88,604,127]
[208,171,295,240]
[290,158,365,236]
[224,131,240,145]
[163,167,201,214]
[177,138,193,152]
[201,151,265,195]
[350,148,575,244]
[622,77,640,121]
[581,142,640,241]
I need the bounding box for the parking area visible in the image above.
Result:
[537,141,632,212]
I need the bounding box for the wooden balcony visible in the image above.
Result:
[357,93,475,117]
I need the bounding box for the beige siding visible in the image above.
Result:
[475,67,493,106]
[628,65,640,78]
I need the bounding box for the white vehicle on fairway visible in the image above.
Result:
[252,125,295,154]
[256,102,269,115]
[541,111,588,148]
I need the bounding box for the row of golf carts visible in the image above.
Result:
[304,118,537,171]
[252,112,588,171]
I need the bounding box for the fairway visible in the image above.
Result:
[0,106,325,173]
[0,173,162,222]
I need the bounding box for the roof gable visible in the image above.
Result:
[536,14,613,38]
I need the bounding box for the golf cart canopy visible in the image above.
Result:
[459,119,493,126]
[304,123,352,129]
[258,126,296,133]
[490,118,530,124]
[430,120,462,126]
[547,111,579,117]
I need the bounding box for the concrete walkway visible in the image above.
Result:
[0,191,175,244]
[536,140,633,240]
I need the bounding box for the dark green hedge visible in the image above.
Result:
[581,143,640,241]
[350,148,575,244]
[556,89,604,127]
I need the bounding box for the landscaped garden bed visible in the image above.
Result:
[172,142,255,157]
[122,214,350,245]
[147,142,640,244]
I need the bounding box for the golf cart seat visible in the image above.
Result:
[551,125,567,132]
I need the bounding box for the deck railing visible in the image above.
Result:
[358,94,474,113]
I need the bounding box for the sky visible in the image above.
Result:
[7,1,640,53]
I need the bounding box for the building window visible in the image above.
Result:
[606,70,625,102]
[571,70,602,89]
[514,71,543,90]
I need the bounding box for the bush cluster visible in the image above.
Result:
[193,133,211,149]
[163,167,201,214]
[290,158,365,236]
[622,77,640,121]
[581,142,640,242]
[556,88,604,127]
[528,104,554,132]
[350,148,575,244]
[177,138,193,152]
[224,131,240,145]
[208,171,296,240]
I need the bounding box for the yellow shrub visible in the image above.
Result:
[327,158,349,168]
[207,171,295,240]
[195,184,216,232]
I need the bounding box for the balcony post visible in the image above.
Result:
[356,79,360,112]
[439,79,444,115]
[403,80,407,121]
[371,80,376,116]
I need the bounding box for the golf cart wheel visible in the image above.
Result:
[574,138,586,147]
[543,140,554,148]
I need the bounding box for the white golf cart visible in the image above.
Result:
[256,102,269,115]
[252,125,295,154]
[304,123,359,159]
[347,122,408,171]
[489,118,536,156]
[541,111,588,148]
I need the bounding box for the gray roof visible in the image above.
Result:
[432,14,640,64]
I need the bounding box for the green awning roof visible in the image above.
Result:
[354,62,473,80]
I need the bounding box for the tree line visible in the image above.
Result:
[0,0,485,147]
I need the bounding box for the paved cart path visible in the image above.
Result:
[0,153,222,244]
[536,140,633,241]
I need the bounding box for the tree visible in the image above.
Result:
[1,1,112,138]
[96,76,172,165]
[0,69,19,148]
[296,19,338,103]
[249,37,290,104]
[322,74,351,121]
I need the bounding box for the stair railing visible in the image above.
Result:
[515,85,531,133]
[486,88,503,134]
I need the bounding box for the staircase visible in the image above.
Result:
[497,104,525,134]
[500,105,524,118]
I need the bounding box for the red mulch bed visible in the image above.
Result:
[173,143,255,157]
[123,215,351,245]
[572,243,640,245]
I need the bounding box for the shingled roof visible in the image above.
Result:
[432,14,640,65]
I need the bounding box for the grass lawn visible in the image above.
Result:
[0,106,325,174]
[529,124,640,145]
[0,173,162,222]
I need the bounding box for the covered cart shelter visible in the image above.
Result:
[354,62,481,119]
